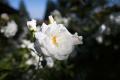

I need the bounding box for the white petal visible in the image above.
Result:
[48,22,59,35]
[41,23,49,33]
[27,19,37,31]
[49,15,56,24]
[41,47,50,56]
[35,32,46,44]
[46,57,54,68]
[53,54,69,60]
[72,32,83,45]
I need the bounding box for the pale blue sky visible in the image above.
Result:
[107,0,120,7]
[8,0,120,19]
[9,0,47,19]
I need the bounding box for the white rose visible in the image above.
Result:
[1,13,9,20]
[1,20,18,38]
[33,16,83,60]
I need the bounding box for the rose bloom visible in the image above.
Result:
[27,16,83,60]
[1,20,18,38]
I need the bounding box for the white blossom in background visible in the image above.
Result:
[51,10,70,26]
[20,39,43,68]
[110,14,114,20]
[27,15,83,61]
[20,39,52,68]
[95,24,105,44]
[109,14,120,25]
[27,19,37,31]
[26,52,54,68]
[96,36,103,44]
[100,24,106,33]
[26,52,44,69]
[45,57,54,68]
[20,39,34,49]
[1,13,9,20]
[115,16,120,24]
[0,20,18,38]
[20,39,37,59]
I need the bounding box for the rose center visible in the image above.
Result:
[51,36,58,46]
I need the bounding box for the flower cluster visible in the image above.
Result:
[1,13,9,21]
[0,13,18,38]
[20,39,54,68]
[51,10,70,26]
[27,16,83,67]
[0,20,18,38]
